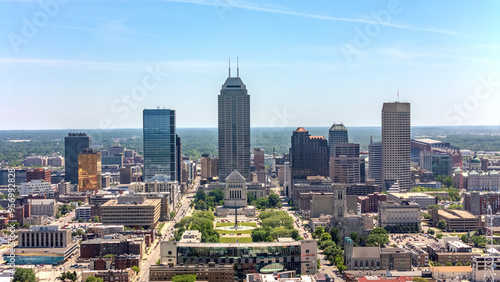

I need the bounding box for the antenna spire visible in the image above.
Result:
[228,57,231,77]
[237,57,239,77]
[397,89,400,102]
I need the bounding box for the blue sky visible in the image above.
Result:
[1,0,499,129]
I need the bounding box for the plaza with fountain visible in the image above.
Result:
[215,203,258,243]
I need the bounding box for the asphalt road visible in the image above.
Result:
[275,185,344,281]
[136,178,199,282]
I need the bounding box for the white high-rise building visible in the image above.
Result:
[20,180,56,196]
[382,102,411,191]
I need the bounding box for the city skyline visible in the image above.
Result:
[1,1,499,130]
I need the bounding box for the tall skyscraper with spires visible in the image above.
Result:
[382,102,411,191]
[218,61,250,181]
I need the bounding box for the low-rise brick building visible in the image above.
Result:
[80,236,144,260]
[431,209,480,232]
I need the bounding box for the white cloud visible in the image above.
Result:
[162,0,460,36]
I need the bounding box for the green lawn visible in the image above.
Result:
[217,229,253,235]
[219,237,253,243]
[215,222,257,228]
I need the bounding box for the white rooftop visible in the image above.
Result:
[226,170,245,181]
[413,138,444,145]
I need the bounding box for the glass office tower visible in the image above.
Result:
[143,109,176,182]
[78,148,101,192]
[65,133,91,184]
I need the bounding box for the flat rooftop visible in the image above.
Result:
[101,198,161,207]
[413,138,444,145]
[151,264,233,270]
[437,210,460,219]
[15,243,77,255]
[448,240,471,248]
[389,192,435,198]
[429,266,472,273]
[450,210,478,219]
[379,201,420,208]
[167,240,314,248]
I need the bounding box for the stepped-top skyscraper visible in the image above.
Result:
[143,108,177,182]
[382,102,411,191]
[218,61,250,181]
[328,123,348,157]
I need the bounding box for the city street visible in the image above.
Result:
[136,178,199,282]
[276,185,343,281]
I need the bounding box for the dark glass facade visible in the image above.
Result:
[143,109,176,181]
[0,169,27,185]
[64,133,91,184]
[431,153,452,176]
[290,128,329,179]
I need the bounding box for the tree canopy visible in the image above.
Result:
[13,268,36,282]
[367,227,389,246]
[174,211,219,242]
[251,211,297,242]
[437,219,447,230]
[172,274,197,282]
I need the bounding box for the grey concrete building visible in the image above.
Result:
[29,199,57,217]
[309,184,347,220]
[18,225,71,248]
[378,200,420,228]
[368,138,383,188]
[344,238,412,271]
[329,142,365,184]
[382,102,411,191]
[387,192,437,209]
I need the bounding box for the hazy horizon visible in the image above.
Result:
[1,124,500,131]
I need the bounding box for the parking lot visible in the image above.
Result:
[389,233,437,247]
